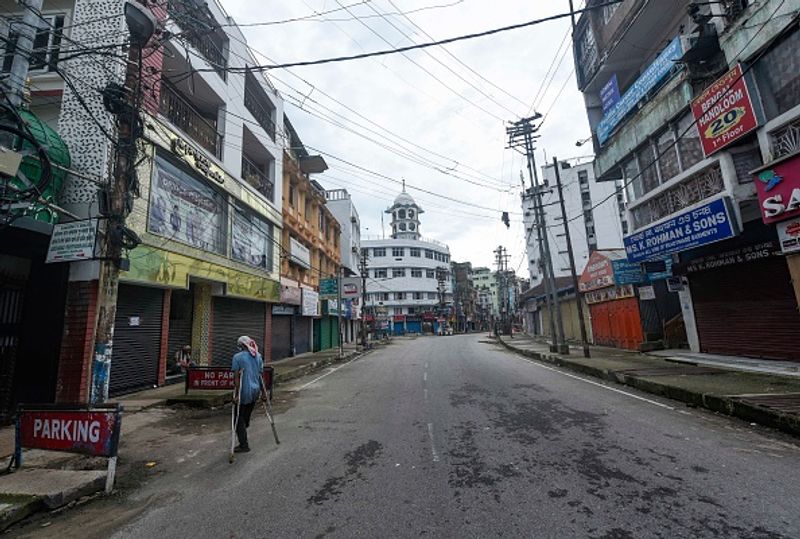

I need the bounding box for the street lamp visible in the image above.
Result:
[575,136,592,147]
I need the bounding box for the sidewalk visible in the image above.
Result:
[498,334,800,438]
[0,341,379,530]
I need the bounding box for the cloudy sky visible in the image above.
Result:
[223,0,592,272]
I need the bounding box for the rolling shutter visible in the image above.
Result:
[294,317,311,355]
[271,314,291,360]
[109,285,163,396]
[211,297,266,367]
[690,257,800,361]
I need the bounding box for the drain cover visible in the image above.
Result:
[733,393,800,414]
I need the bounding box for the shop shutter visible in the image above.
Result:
[211,297,266,367]
[109,285,163,396]
[690,257,800,361]
[294,317,311,355]
[271,315,291,360]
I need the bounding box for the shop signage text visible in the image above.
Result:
[597,36,683,144]
[302,289,319,316]
[319,278,338,299]
[777,217,800,255]
[280,284,302,305]
[691,64,759,157]
[18,406,121,457]
[600,74,621,114]
[585,284,636,305]
[171,137,225,185]
[683,240,780,273]
[754,154,800,225]
[341,277,361,299]
[638,285,656,301]
[624,198,737,263]
[186,367,273,395]
[46,219,98,263]
[579,251,614,292]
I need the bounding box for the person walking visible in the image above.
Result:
[232,335,265,453]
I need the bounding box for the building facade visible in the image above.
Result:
[362,188,453,335]
[574,0,800,360]
[324,188,362,343]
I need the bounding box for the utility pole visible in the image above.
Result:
[359,247,369,348]
[553,157,590,358]
[337,265,344,358]
[91,2,154,403]
[4,0,43,107]
[507,116,564,352]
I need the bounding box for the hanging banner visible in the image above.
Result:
[691,64,759,157]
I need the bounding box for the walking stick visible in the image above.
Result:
[259,376,280,445]
[229,381,241,463]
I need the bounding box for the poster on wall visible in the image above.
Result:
[148,158,225,253]
[776,217,800,254]
[232,210,272,269]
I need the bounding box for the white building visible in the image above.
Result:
[522,160,626,287]
[362,188,453,335]
[324,188,362,342]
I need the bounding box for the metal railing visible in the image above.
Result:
[160,82,223,159]
[167,0,228,78]
[244,90,276,141]
[241,155,274,201]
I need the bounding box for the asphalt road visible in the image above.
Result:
[100,336,800,537]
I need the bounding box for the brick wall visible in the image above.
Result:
[157,289,171,385]
[55,280,99,404]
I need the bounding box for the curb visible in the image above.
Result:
[0,494,42,532]
[496,338,800,438]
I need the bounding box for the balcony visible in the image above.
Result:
[245,70,276,141]
[242,154,274,201]
[166,0,228,78]
[160,82,223,159]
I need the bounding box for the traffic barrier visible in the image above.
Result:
[185,366,274,400]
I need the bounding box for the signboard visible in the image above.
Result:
[319,278,339,299]
[17,405,121,457]
[272,305,296,316]
[302,289,319,316]
[666,276,686,292]
[170,137,225,185]
[46,219,98,263]
[683,240,781,273]
[754,153,800,225]
[579,251,615,292]
[289,237,311,269]
[341,277,361,299]
[186,367,274,397]
[232,211,272,269]
[777,217,800,254]
[638,285,656,301]
[624,197,738,263]
[597,36,684,144]
[585,284,636,305]
[600,74,621,114]
[691,64,759,157]
[280,284,302,305]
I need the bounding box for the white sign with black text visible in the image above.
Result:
[46,219,98,263]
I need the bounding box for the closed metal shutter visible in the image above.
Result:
[690,257,800,361]
[294,317,311,354]
[167,290,193,374]
[110,285,163,396]
[211,297,266,367]
[271,314,291,360]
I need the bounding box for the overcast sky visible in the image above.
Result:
[223,0,592,273]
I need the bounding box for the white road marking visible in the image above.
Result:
[513,355,675,410]
[424,388,428,402]
[423,372,428,382]
[427,422,440,462]
[294,356,360,391]
[425,362,429,369]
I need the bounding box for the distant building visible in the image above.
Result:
[325,188,362,343]
[362,187,453,335]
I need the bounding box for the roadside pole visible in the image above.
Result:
[337,266,344,359]
[359,248,369,348]
[552,157,591,358]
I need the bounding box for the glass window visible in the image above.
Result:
[410,248,421,257]
[657,129,680,181]
[408,209,415,218]
[373,248,386,257]
[232,209,273,269]
[409,223,416,231]
[392,268,406,278]
[622,158,642,201]
[149,155,227,254]
[755,29,800,120]
[426,269,435,278]
[425,249,434,259]
[411,269,422,278]
[289,184,296,207]
[399,223,407,231]
[677,112,704,171]
[428,292,437,299]
[392,247,405,257]
[2,15,64,73]
[375,268,387,278]
[398,209,406,219]
[637,143,659,195]
[413,292,423,300]
[395,292,405,300]
[381,293,389,301]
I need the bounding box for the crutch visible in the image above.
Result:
[229,381,241,463]
[259,375,280,444]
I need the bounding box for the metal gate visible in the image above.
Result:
[294,316,311,354]
[690,257,800,361]
[109,285,164,396]
[167,289,193,374]
[271,314,291,360]
[211,297,266,366]
[0,286,24,421]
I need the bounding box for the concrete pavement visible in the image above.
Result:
[19,334,799,538]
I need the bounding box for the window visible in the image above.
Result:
[428,292,438,299]
[381,293,389,301]
[413,292,423,300]
[392,247,404,257]
[578,170,589,184]
[398,209,406,219]
[426,269,435,278]
[375,268,387,278]
[411,269,422,278]
[407,307,416,314]
[304,197,312,221]
[392,268,406,278]
[409,223,416,231]
[399,223,407,231]
[395,292,405,300]
[677,112,704,171]
[2,15,64,73]
[656,128,680,181]
[425,249,434,259]
[408,209,415,218]
[373,248,386,257]
[289,184,296,207]
[637,143,659,195]
[410,248,420,257]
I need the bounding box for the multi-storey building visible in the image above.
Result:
[0,0,290,403]
[522,160,626,288]
[325,188,362,343]
[275,118,341,359]
[451,261,477,332]
[362,188,453,335]
[574,0,800,360]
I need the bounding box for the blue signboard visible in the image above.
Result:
[612,258,644,284]
[624,197,738,263]
[600,74,621,114]
[597,36,684,144]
